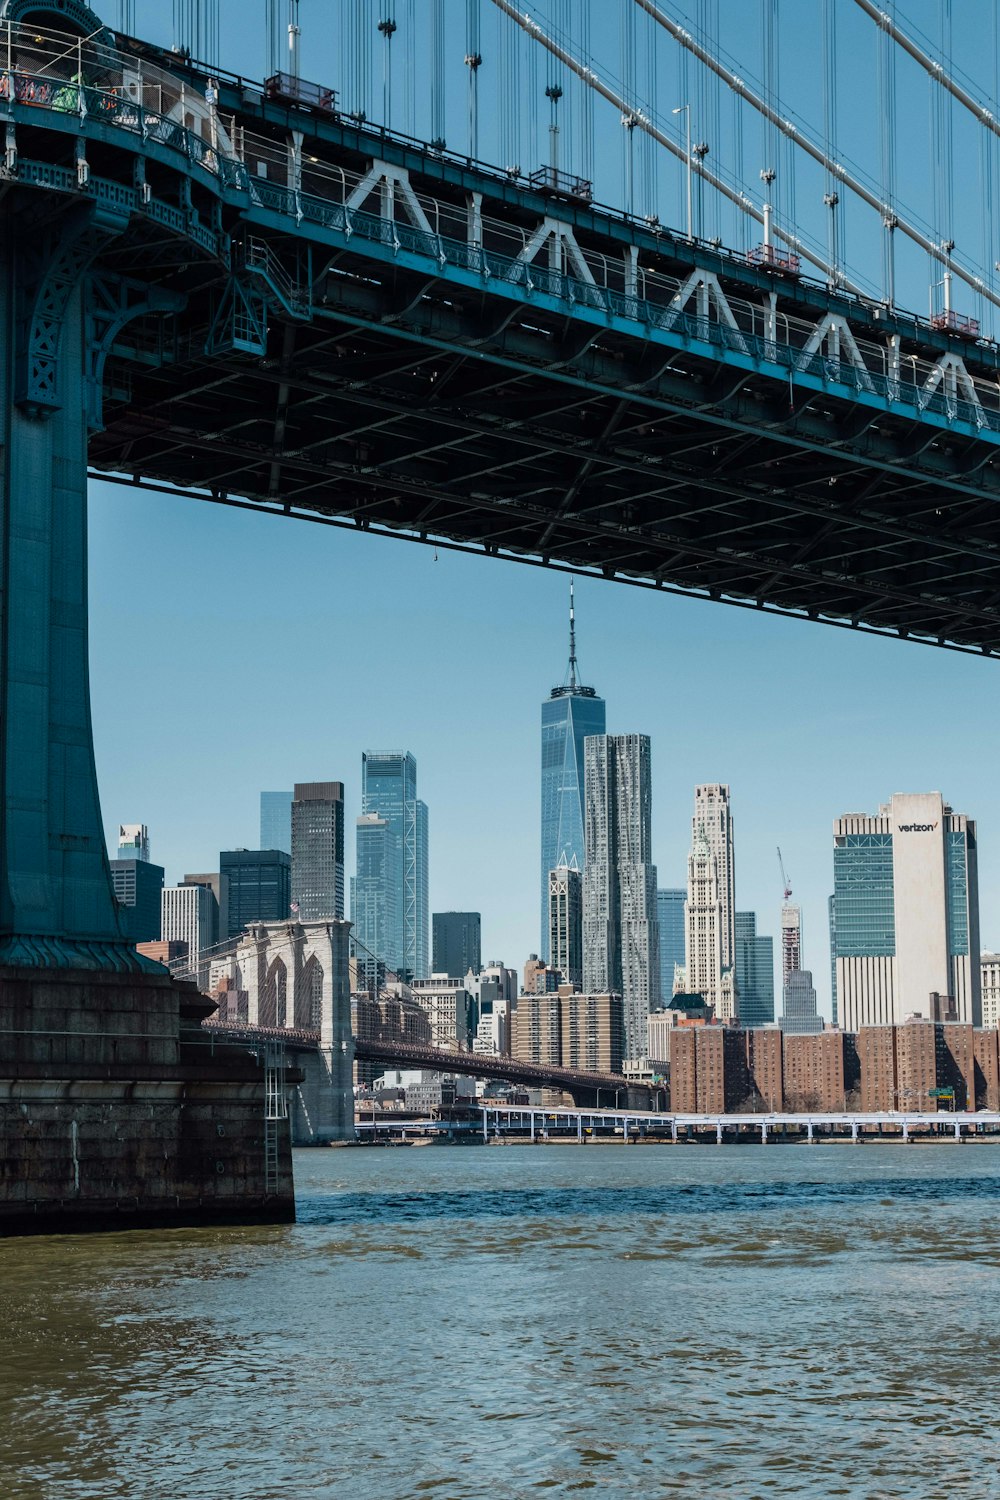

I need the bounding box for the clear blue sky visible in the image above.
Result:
[92,2,1000,1016]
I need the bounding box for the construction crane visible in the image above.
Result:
[777,847,792,901]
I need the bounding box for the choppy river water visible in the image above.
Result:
[3,1142,1000,1499]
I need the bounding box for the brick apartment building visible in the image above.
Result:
[510,990,623,1074]
[666,1021,999,1113]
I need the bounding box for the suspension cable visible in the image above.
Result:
[631,0,999,312]
[487,0,854,289]
[852,0,1000,139]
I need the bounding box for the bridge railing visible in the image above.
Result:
[6,19,1000,438]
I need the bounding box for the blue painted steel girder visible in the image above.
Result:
[90,252,1000,655]
[2,23,998,657]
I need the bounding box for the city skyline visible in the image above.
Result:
[91,492,1000,1022]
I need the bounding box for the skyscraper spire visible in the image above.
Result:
[567,579,578,689]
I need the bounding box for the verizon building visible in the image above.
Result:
[833,792,981,1030]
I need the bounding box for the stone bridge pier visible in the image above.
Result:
[233,920,355,1143]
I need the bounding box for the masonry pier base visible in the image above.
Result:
[0,966,294,1235]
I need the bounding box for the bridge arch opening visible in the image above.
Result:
[297,955,323,1031]
[261,956,287,1029]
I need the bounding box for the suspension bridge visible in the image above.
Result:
[3,0,1000,1223]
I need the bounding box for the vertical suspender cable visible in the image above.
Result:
[822,0,840,286]
[621,0,637,215]
[695,0,707,235]
[678,31,689,234]
[497,0,511,170]
[989,4,999,333]
[403,0,415,136]
[350,0,364,120]
[929,0,956,317]
[527,19,538,171]
[465,0,482,162]
[732,82,745,250]
[580,0,594,187]
[710,0,721,240]
[491,0,859,288]
[379,1,397,132]
[942,0,955,250]
[878,0,898,305]
[643,1,656,218]
[364,0,374,126]
[759,0,778,245]
[630,0,999,310]
[430,0,445,148]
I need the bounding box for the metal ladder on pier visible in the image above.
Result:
[263,1041,288,1196]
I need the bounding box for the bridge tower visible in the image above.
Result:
[0,0,294,1232]
[0,2,141,968]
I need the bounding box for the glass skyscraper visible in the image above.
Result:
[359,751,429,982]
[260,791,292,855]
[780,969,823,1033]
[656,888,686,1000]
[220,848,291,938]
[432,911,482,979]
[734,911,775,1028]
[540,584,605,959]
[352,813,397,989]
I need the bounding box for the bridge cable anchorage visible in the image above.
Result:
[630,0,999,317]
[486,0,855,291]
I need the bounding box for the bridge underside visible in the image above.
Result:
[89,244,1000,656]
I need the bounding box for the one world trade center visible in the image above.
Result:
[540,585,606,962]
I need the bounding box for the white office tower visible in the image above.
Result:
[583,734,659,1063]
[161,883,215,989]
[833,792,981,1029]
[781,902,803,986]
[684,824,737,1022]
[692,785,736,970]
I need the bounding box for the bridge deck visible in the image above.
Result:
[6,19,1000,652]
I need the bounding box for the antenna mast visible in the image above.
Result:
[567,580,578,689]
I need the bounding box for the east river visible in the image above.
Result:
[3,1143,1000,1499]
